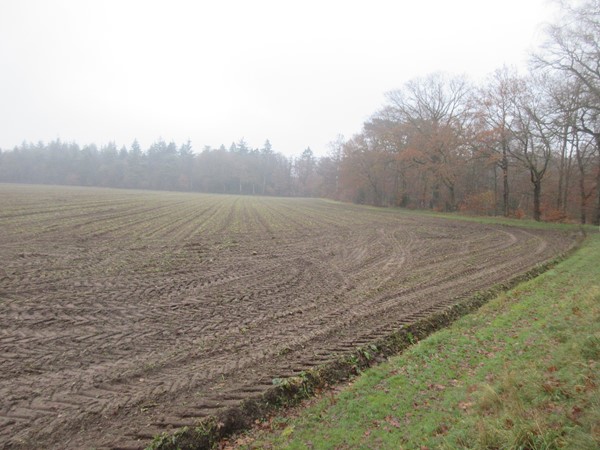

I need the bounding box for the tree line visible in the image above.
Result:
[332,0,600,224]
[1,0,599,224]
[0,138,321,197]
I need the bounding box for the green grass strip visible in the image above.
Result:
[243,235,600,450]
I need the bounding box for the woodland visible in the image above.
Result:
[1,0,599,224]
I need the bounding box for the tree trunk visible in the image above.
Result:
[562,154,572,216]
[533,176,542,222]
[557,159,564,212]
[502,159,509,217]
[595,136,600,226]
[493,165,498,216]
[447,184,456,212]
[575,136,587,224]
[498,143,510,217]
[596,165,600,226]
[579,170,587,224]
[557,127,568,211]
[420,176,428,208]
[431,181,440,210]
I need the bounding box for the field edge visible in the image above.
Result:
[147,239,582,450]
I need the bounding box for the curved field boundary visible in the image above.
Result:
[149,249,577,450]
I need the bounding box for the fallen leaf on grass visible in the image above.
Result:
[384,415,402,428]
[234,435,255,446]
[458,401,473,411]
[569,405,583,423]
[435,423,449,435]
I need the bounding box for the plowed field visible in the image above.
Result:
[0,185,575,449]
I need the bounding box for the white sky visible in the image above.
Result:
[0,0,557,156]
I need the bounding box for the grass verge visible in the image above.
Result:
[235,234,600,449]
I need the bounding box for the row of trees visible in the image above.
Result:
[0,1,598,223]
[0,138,324,197]
[332,0,600,224]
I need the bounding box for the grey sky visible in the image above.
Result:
[0,0,556,156]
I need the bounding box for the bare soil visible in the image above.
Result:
[0,185,576,449]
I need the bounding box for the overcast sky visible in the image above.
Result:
[0,0,557,156]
